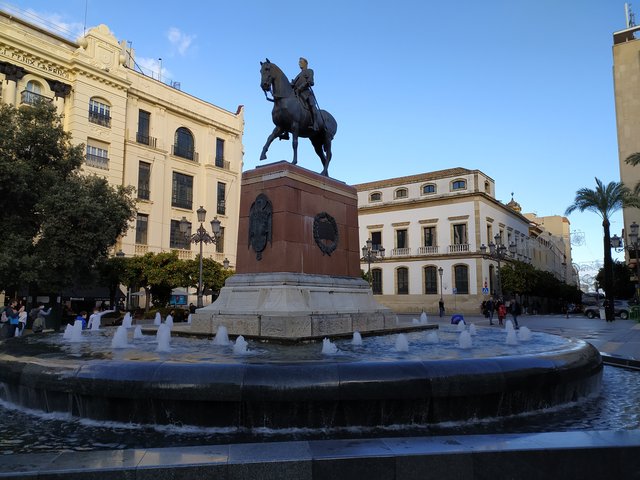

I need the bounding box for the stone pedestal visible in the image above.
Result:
[192,161,395,340]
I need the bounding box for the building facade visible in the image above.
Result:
[0,12,244,274]
[355,168,571,314]
[613,23,640,271]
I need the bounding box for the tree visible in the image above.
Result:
[0,101,136,296]
[565,178,640,321]
[595,260,635,300]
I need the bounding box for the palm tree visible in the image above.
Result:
[565,178,640,321]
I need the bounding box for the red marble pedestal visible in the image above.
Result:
[192,162,395,340]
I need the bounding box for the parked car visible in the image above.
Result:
[584,300,630,320]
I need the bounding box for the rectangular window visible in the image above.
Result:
[135,214,148,244]
[453,224,468,245]
[217,182,226,215]
[454,265,469,294]
[216,226,225,253]
[396,229,408,249]
[423,226,436,247]
[88,99,111,127]
[372,269,382,295]
[137,110,151,145]
[215,138,225,168]
[487,225,493,245]
[424,267,438,294]
[172,172,193,209]
[86,142,109,170]
[138,162,150,200]
[371,231,382,251]
[397,267,409,295]
[170,219,190,249]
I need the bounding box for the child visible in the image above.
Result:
[498,303,507,326]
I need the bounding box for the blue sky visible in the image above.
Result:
[1,0,630,286]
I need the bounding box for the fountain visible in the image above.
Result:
[133,325,143,340]
[122,312,133,328]
[352,331,363,345]
[153,312,161,326]
[0,163,602,432]
[111,325,129,349]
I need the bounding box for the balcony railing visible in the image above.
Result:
[171,249,193,260]
[85,153,109,170]
[134,244,149,256]
[88,111,111,127]
[137,187,150,200]
[449,243,470,253]
[418,246,439,255]
[391,248,411,257]
[172,144,198,161]
[21,90,51,105]
[136,132,157,148]
[215,157,231,170]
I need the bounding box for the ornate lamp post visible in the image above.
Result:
[180,206,222,308]
[361,239,385,288]
[479,233,516,299]
[611,221,640,300]
[438,266,444,302]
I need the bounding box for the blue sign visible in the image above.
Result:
[482,287,489,295]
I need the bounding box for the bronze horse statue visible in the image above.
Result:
[260,59,337,177]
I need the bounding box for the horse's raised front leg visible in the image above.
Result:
[260,126,284,161]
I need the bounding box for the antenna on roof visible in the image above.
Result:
[83,0,88,35]
[625,2,636,28]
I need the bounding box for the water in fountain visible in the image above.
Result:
[420,311,428,324]
[156,324,171,352]
[67,320,84,343]
[321,337,338,354]
[426,331,439,343]
[469,323,477,336]
[506,328,519,345]
[213,326,230,345]
[457,320,466,332]
[166,314,174,329]
[111,326,129,349]
[62,324,73,340]
[518,326,532,341]
[505,319,515,331]
[458,330,472,349]
[412,318,420,325]
[133,325,143,340]
[187,313,192,324]
[233,335,249,355]
[352,331,363,345]
[122,312,133,329]
[395,333,409,352]
[154,312,161,326]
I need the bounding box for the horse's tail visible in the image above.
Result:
[320,110,337,140]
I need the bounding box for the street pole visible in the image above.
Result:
[198,229,204,308]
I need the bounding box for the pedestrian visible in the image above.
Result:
[511,299,521,329]
[438,300,445,318]
[487,298,495,325]
[75,311,88,329]
[497,301,506,326]
[32,305,51,333]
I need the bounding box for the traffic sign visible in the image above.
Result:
[482,287,489,295]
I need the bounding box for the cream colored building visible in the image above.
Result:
[613,24,640,272]
[0,12,244,278]
[355,168,571,314]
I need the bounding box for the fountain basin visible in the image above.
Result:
[0,329,602,429]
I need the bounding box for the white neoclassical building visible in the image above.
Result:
[355,168,571,314]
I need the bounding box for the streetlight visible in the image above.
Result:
[612,221,640,300]
[180,206,223,308]
[438,266,444,302]
[115,249,128,310]
[361,238,385,288]
[479,233,516,299]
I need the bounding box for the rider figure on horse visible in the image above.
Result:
[291,57,319,131]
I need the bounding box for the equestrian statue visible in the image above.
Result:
[260,58,338,177]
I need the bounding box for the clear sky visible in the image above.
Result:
[1,0,630,288]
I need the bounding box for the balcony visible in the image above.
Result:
[136,132,157,148]
[391,248,411,257]
[85,153,109,170]
[137,187,150,200]
[134,244,149,256]
[21,90,51,105]
[214,157,231,170]
[172,144,198,161]
[171,249,193,260]
[449,243,470,253]
[418,246,439,255]
[88,111,111,127]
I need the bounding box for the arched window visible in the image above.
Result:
[173,127,195,160]
[484,181,490,193]
[88,97,111,127]
[372,268,382,295]
[369,192,382,202]
[454,265,469,294]
[397,267,409,294]
[451,179,466,191]
[422,183,436,195]
[394,188,408,199]
[22,80,44,105]
[424,266,438,294]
